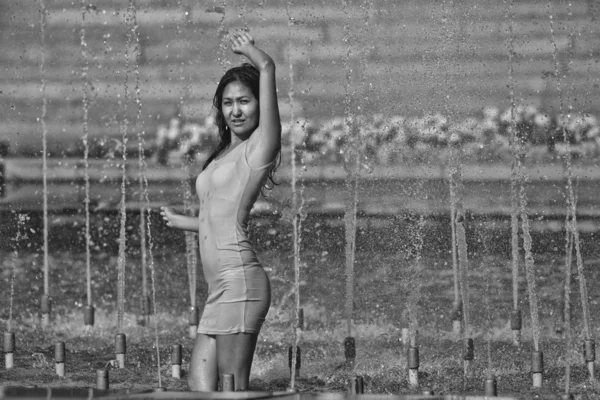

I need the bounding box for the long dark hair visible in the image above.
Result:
[203,63,280,190]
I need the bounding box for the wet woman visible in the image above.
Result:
[160,30,281,391]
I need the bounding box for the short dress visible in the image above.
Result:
[195,139,272,335]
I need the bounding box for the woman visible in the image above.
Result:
[160,30,281,391]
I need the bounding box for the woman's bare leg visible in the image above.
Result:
[216,333,259,391]
[188,334,218,391]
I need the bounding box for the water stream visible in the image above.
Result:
[504,0,542,353]
[563,211,574,393]
[547,0,593,342]
[127,0,161,387]
[38,0,50,324]
[133,0,150,325]
[116,0,134,331]
[216,1,230,72]
[341,0,359,340]
[79,0,93,313]
[503,0,522,342]
[519,181,542,352]
[286,1,303,389]
[177,0,198,320]
[455,209,471,339]
[6,214,27,333]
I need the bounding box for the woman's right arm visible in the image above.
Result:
[160,206,198,232]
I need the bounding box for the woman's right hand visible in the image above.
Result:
[230,30,255,56]
[160,206,177,228]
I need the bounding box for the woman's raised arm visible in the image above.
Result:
[230,31,281,167]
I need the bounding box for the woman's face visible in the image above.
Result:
[221,80,259,139]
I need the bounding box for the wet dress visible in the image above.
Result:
[195,140,271,335]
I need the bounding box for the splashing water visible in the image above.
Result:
[503,5,542,349]
[7,214,28,333]
[477,222,494,379]
[216,1,230,72]
[406,212,426,348]
[519,180,541,351]
[80,0,93,309]
[38,0,50,311]
[341,0,359,340]
[563,211,574,393]
[134,0,150,322]
[287,1,302,390]
[128,0,161,387]
[504,0,540,352]
[448,155,463,327]
[547,0,593,342]
[455,209,471,339]
[503,0,521,325]
[177,0,198,311]
[116,1,135,331]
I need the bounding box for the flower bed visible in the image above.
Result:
[151,104,600,167]
[4,104,597,166]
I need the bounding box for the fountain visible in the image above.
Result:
[80,0,95,328]
[38,0,51,328]
[546,0,595,384]
[1,1,600,398]
[286,1,304,390]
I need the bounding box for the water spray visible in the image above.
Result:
[80,0,94,328]
[115,0,138,335]
[38,0,51,328]
[288,346,301,380]
[216,0,230,72]
[562,205,575,395]
[440,0,464,338]
[505,0,544,387]
[406,210,426,389]
[547,0,595,382]
[177,0,199,340]
[481,226,497,396]
[129,0,151,328]
[449,162,464,337]
[41,295,52,327]
[455,208,473,383]
[341,0,360,369]
[286,1,307,390]
[129,0,163,389]
[400,309,409,351]
[503,0,522,349]
[521,182,544,388]
[5,215,25,370]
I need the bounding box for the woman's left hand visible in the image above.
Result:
[230,30,255,55]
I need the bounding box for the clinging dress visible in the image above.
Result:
[195,140,271,335]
